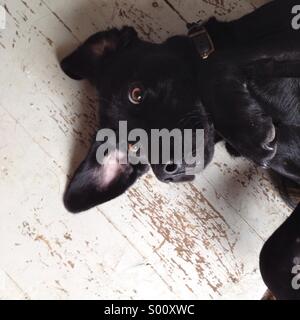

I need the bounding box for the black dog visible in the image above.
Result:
[61,27,215,212]
[61,0,300,214]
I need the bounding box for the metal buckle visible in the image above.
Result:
[188,25,215,60]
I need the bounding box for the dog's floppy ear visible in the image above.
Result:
[64,140,148,213]
[60,26,138,80]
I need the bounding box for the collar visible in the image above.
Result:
[187,23,215,60]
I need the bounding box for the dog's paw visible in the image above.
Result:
[232,118,277,167]
[252,120,277,168]
[261,121,276,147]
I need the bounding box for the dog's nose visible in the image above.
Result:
[161,162,180,183]
[151,162,180,183]
[151,163,195,183]
[164,162,180,175]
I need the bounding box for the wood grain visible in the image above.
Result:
[0,0,290,299]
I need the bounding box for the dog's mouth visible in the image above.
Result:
[150,162,197,184]
[162,174,196,183]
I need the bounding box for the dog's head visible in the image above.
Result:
[61,27,215,213]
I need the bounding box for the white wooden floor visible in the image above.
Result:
[0,0,291,300]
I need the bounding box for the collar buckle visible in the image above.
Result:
[188,23,215,60]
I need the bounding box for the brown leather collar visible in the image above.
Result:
[187,23,215,60]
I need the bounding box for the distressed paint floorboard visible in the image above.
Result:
[0,0,290,299]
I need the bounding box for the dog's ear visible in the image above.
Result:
[64,140,148,213]
[60,26,138,80]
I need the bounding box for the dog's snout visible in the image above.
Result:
[161,162,181,183]
[151,162,195,184]
[164,162,180,175]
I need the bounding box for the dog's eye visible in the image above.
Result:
[128,87,144,105]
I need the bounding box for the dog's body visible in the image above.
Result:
[61,0,300,212]
[60,0,300,300]
[61,0,299,213]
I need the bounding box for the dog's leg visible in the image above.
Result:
[210,73,277,167]
[260,203,300,300]
[244,59,300,79]
[269,125,300,186]
[205,0,298,48]
[226,0,297,42]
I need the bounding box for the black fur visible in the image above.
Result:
[60,0,300,300]
[61,0,299,214]
[198,0,300,181]
[260,204,300,300]
[61,26,215,212]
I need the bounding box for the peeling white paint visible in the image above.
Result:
[0,0,290,300]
